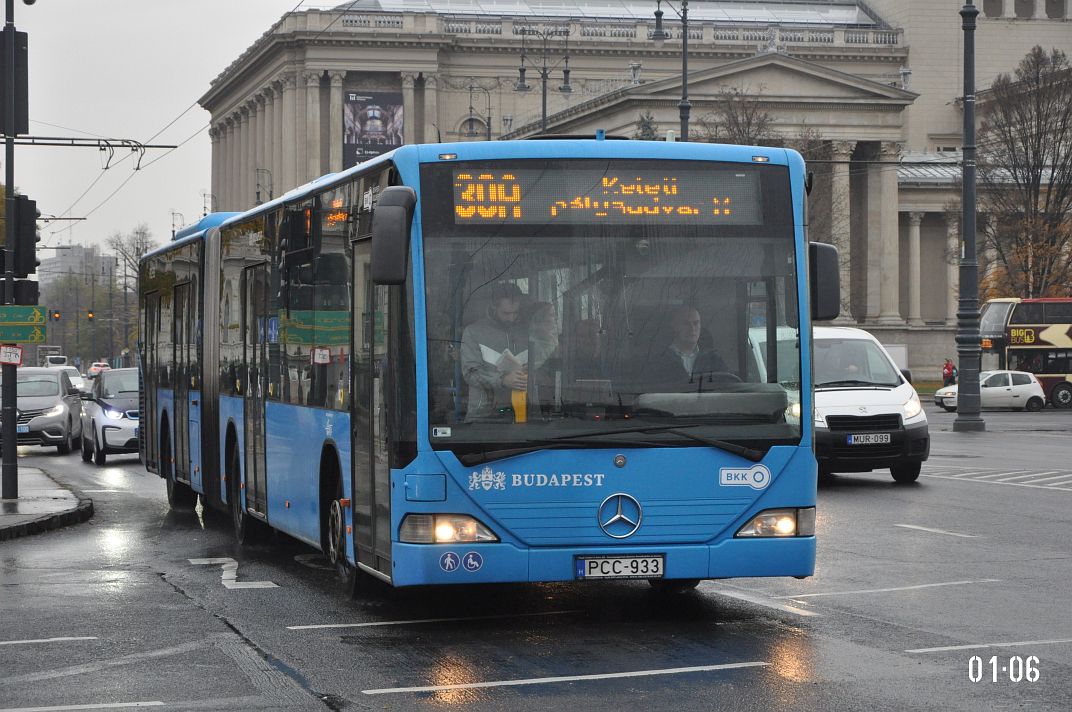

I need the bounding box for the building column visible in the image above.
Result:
[209,127,220,213]
[876,142,903,324]
[305,71,322,181]
[946,218,959,326]
[281,73,298,193]
[1033,0,1048,19]
[261,86,275,203]
[237,107,250,209]
[424,74,439,143]
[831,140,855,322]
[254,94,266,204]
[401,72,417,144]
[246,102,259,208]
[272,79,284,195]
[329,71,345,171]
[907,212,924,325]
[224,117,235,210]
[1002,0,1014,17]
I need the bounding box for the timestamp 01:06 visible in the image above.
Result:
[968,655,1040,683]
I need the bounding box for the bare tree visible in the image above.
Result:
[633,111,658,141]
[106,223,158,277]
[977,46,1072,298]
[696,86,777,145]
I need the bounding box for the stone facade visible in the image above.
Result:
[198,0,1072,379]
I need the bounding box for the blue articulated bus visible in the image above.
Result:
[139,135,839,591]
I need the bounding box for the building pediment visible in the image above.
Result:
[636,52,917,105]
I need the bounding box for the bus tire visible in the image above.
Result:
[320,455,359,591]
[891,462,921,483]
[229,445,266,545]
[649,578,700,594]
[1051,384,1072,409]
[1026,396,1044,412]
[163,426,195,508]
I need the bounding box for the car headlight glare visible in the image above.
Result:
[45,403,66,417]
[399,514,499,544]
[736,507,815,537]
[903,392,922,419]
[104,408,124,420]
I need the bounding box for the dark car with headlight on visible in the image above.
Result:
[80,367,139,465]
[0,367,83,454]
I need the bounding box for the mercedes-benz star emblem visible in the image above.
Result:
[597,493,642,539]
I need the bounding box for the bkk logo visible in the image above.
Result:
[719,464,772,490]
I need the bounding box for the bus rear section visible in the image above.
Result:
[382,145,824,587]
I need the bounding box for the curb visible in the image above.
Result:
[0,490,95,542]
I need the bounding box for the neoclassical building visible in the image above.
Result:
[198,0,1072,377]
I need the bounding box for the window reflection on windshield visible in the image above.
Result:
[12,375,60,397]
[101,371,139,398]
[424,233,800,455]
[814,338,902,388]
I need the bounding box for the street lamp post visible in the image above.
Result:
[652,0,690,141]
[515,26,572,134]
[954,1,985,432]
[466,82,492,140]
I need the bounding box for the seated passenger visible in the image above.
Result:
[460,282,527,421]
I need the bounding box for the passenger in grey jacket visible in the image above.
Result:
[461,282,527,421]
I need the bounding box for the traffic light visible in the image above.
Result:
[86,310,94,321]
[14,194,40,278]
[50,308,61,321]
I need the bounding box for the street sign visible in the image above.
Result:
[0,305,46,325]
[0,325,45,343]
[0,345,23,365]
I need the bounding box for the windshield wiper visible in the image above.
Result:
[815,379,885,388]
[544,424,765,462]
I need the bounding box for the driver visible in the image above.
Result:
[649,305,730,390]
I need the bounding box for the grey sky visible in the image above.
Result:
[16,0,305,256]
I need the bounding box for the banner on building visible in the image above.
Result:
[343,91,403,168]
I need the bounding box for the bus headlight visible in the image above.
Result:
[903,392,922,420]
[399,514,499,544]
[736,507,815,537]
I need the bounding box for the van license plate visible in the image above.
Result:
[575,555,664,579]
[847,433,891,445]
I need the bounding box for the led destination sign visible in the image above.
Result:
[452,167,763,226]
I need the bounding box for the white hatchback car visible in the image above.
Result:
[933,370,1046,412]
[80,367,140,465]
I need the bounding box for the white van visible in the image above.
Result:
[811,326,929,483]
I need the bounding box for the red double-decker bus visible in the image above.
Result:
[979,297,1072,408]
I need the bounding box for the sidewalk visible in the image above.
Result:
[0,467,93,541]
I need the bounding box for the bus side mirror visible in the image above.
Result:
[371,186,416,285]
[809,241,840,321]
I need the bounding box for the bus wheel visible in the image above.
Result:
[229,446,265,545]
[163,428,195,508]
[1051,384,1072,409]
[1026,397,1044,412]
[649,579,700,594]
[891,463,921,483]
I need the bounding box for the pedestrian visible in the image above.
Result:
[942,358,956,387]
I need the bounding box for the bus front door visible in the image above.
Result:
[242,264,269,521]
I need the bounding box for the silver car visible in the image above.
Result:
[0,367,84,454]
[80,367,139,465]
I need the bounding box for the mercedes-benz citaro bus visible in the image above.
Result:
[139,134,839,593]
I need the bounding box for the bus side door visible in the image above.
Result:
[242,264,269,520]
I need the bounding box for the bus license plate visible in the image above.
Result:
[847,433,890,445]
[575,555,664,580]
[16,425,28,434]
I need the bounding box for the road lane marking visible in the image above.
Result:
[992,472,1055,482]
[906,637,1072,653]
[0,704,164,712]
[920,473,1072,491]
[0,640,206,684]
[948,470,994,477]
[972,471,1028,480]
[705,586,818,616]
[1043,477,1072,487]
[288,609,581,630]
[188,558,278,589]
[1022,473,1072,484]
[362,661,769,695]
[775,579,1001,599]
[894,524,977,538]
[0,637,97,646]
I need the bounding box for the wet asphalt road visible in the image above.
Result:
[1,403,1070,711]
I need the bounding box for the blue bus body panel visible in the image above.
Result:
[189,389,202,492]
[263,402,352,549]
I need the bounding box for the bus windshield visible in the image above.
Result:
[421,159,800,458]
